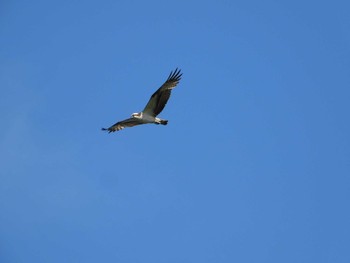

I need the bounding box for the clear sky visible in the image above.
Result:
[1,0,350,262]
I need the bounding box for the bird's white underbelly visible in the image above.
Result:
[141,112,156,123]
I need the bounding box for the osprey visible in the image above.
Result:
[102,68,182,133]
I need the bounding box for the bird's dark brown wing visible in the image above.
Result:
[101,118,143,133]
[143,68,182,117]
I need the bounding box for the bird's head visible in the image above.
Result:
[131,112,142,119]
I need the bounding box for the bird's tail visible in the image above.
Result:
[160,120,168,125]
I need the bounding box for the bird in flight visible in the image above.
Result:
[102,68,182,133]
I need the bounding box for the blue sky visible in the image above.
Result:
[1,0,350,262]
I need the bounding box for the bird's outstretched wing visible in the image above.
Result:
[143,68,182,117]
[101,118,144,133]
